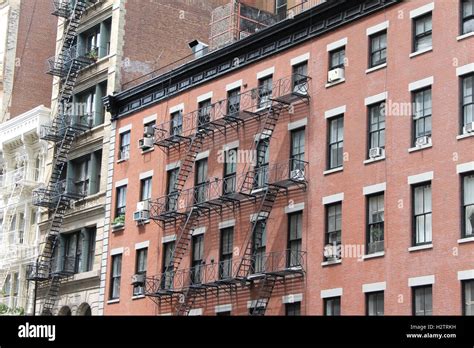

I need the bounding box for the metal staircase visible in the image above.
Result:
[26,0,90,316]
[175,287,199,316]
[249,276,277,316]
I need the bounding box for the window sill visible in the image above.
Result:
[325,79,346,89]
[458,236,474,244]
[408,143,432,153]
[132,295,146,300]
[116,158,129,164]
[457,132,474,140]
[366,63,387,74]
[323,167,343,176]
[107,299,120,305]
[457,32,474,41]
[112,224,125,232]
[362,251,385,260]
[409,47,432,58]
[408,244,433,252]
[363,156,385,165]
[72,269,100,282]
[321,259,342,267]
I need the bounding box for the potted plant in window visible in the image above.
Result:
[86,47,99,62]
[112,215,125,230]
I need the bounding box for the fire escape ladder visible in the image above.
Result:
[173,133,205,194]
[175,287,199,316]
[250,275,277,316]
[41,275,62,316]
[170,208,200,273]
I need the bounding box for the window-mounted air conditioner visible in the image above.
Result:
[415,136,431,147]
[328,68,345,83]
[131,273,146,285]
[369,147,384,159]
[143,126,155,137]
[136,200,150,212]
[138,137,154,150]
[133,210,150,222]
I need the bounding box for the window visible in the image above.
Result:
[73,156,89,196]
[328,116,344,170]
[463,173,474,237]
[133,248,147,296]
[413,13,432,52]
[325,203,342,261]
[110,254,122,300]
[288,212,302,267]
[161,242,175,289]
[223,148,237,195]
[252,220,267,273]
[369,31,387,67]
[170,111,183,136]
[67,150,102,197]
[324,297,341,316]
[84,25,100,57]
[140,177,152,202]
[76,88,95,127]
[254,139,270,189]
[275,0,287,20]
[413,285,432,316]
[60,227,96,274]
[191,235,204,284]
[285,302,301,316]
[227,88,241,116]
[119,131,130,160]
[463,280,474,315]
[249,306,265,315]
[220,227,234,279]
[12,273,18,297]
[368,102,386,154]
[194,159,208,204]
[3,274,10,296]
[413,88,432,144]
[258,76,273,109]
[413,183,432,246]
[115,185,127,219]
[462,74,473,132]
[217,311,231,316]
[367,194,384,254]
[198,99,212,130]
[290,128,305,172]
[462,0,474,34]
[329,47,345,70]
[367,291,384,316]
[292,62,308,94]
[166,168,179,211]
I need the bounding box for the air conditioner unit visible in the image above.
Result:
[369,147,384,159]
[131,273,145,285]
[290,169,305,181]
[133,210,150,222]
[463,122,474,134]
[136,200,150,212]
[144,126,155,137]
[328,68,345,83]
[415,136,431,147]
[138,137,154,150]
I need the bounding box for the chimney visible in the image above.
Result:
[188,40,209,59]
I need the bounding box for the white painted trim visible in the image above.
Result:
[363,183,386,195]
[161,313,172,316]
[110,247,123,256]
[457,162,474,174]
[143,114,157,124]
[118,124,132,134]
[458,270,474,281]
[323,167,343,175]
[324,105,346,119]
[285,202,305,214]
[366,63,387,74]
[457,32,474,41]
[408,76,434,91]
[162,234,177,244]
[135,241,150,250]
[321,288,343,299]
[215,304,232,313]
[408,244,433,252]
[410,2,434,18]
[458,237,474,244]
[247,300,266,309]
[322,193,344,205]
[291,53,310,66]
[257,67,275,79]
[362,281,386,293]
[195,150,210,161]
[457,63,474,77]
[139,170,154,180]
[362,251,385,260]
[409,47,432,58]
[166,161,180,171]
[408,275,435,287]
[197,91,213,103]
[282,293,303,304]
[366,20,389,36]
[226,80,242,91]
[288,118,307,131]
[223,140,239,151]
[192,227,206,236]
[219,219,236,229]
[189,308,203,316]
[365,92,387,106]
[114,178,128,188]
[407,171,433,185]
[327,37,347,52]
[169,103,184,114]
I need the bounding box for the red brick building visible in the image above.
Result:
[102,0,474,316]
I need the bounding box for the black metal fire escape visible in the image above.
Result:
[26,0,92,316]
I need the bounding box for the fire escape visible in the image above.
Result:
[25,0,94,316]
[146,73,310,315]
